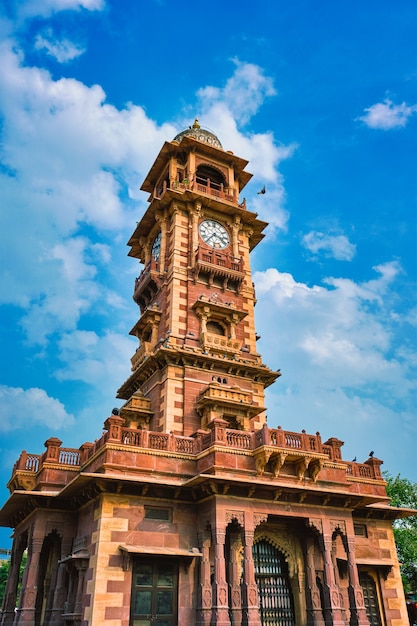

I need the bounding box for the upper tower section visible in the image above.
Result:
[118,120,279,435]
[127,119,266,265]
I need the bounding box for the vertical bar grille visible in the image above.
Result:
[253,540,296,626]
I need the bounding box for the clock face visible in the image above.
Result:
[151,232,161,260]
[199,220,230,249]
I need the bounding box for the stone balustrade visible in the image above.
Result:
[195,246,244,273]
[153,178,238,206]
[7,419,384,495]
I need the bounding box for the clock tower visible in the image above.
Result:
[117,119,280,435]
[1,119,409,626]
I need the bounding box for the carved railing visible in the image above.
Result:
[9,420,384,489]
[268,427,322,453]
[133,258,160,297]
[153,179,238,205]
[131,341,153,370]
[195,247,244,273]
[344,462,381,480]
[58,449,81,466]
[13,453,41,473]
[200,332,242,355]
[226,430,253,449]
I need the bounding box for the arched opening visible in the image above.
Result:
[206,321,225,335]
[253,539,296,626]
[195,164,226,191]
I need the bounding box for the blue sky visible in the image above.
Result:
[0,0,416,548]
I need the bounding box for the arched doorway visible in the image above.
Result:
[253,539,296,626]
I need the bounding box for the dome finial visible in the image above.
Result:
[192,118,200,129]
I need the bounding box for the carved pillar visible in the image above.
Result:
[140,235,151,265]
[48,562,67,625]
[155,211,168,271]
[74,560,88,616]
[320,534,345,626]
[344,537,370,626]
[331,541,348,623]
[305,537,325,626]
[228,531,242,626]
[15,536,43,624]
[43,437,62,462]
[196,531,212,626]
[227,216,241,258]
[211,526,231,626]
[0,535,27,625]
[191,202,202,266]
[103,414,124,442]
[49,537,72,626]
[241,529,261,626]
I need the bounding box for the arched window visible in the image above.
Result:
[253,540,296,626]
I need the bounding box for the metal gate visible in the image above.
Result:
[253,540,296,626]
[359,572,382,626]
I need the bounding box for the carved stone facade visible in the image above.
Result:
[0,120,412,626]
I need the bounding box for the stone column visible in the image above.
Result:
[241,529,261,626]
[49,537,72,626]
[196,531,212,626]
[344,536,370,626]
[320,533,345,626]
[48,563,67,625]
[305,538,325,626]
[15,536,43,624]
[0,535,27,625]
[211,526,231,626]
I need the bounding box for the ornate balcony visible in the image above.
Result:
[200,331,242,355]
[152,178,246,208]
[194,246,244,279]
[6,419,385,499]
[130,341,153,370]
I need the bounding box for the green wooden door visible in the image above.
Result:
[131,559,178,626]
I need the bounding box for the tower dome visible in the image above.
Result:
[173,118,223,149]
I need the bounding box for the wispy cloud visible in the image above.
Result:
[16,0,105,20]
[358,98,417,130]
[197,58,276,126]
[195,59,296,232]
[302,230,356,261]
[35,29,86,63]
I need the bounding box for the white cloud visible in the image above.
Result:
[16,0,105,20]
[0,48,295,349]
[254,262,416,472]
[195,60,296,233]
[358,98,417,130]
[0,38,177,342]
[0,385,75,431]
[55,329,135,387]
[34,30,86,63]
[302,230,356,261]
[197,59,276,126]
